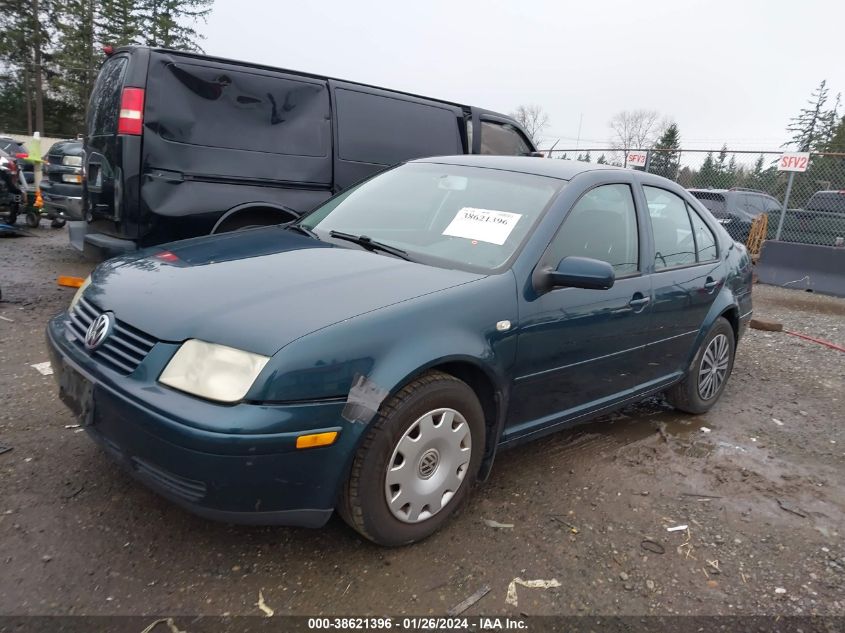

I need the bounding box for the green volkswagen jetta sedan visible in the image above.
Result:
[47,156,753,546]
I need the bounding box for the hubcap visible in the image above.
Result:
[384,408,472,524]
[698,333,730,400]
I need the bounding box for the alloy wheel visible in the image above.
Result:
[698,333,730,400]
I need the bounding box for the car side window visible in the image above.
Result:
[480,121,532,156]
[546,184,639,276]
[688,205,717,261]
[644,186,696,269]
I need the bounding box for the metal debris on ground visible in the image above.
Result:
[699,427,711,434]
[549,515,579,534]
[31,361,53,376]
[777,498,808,518]
[447,585,491,615]
[772,418,784,426]
[505,578,561,607]
[64,424,80,429]
[666,524,689,532]
[483,518,514,529]
[256,589,274,617]
[0,315,13,322]
[0,446,12,456]
[139,618,187,633]
[640,539,665,554]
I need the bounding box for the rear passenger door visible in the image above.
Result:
[330,82,464,189]
[642,185,723,381]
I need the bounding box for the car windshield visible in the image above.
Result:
[300,162,563,273]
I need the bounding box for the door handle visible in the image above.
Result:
[704,277,719,291]
[628,295,651,308]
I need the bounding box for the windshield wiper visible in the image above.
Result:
[328,230,411,261]
[282,222,320,240]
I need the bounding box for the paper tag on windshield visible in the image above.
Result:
[442,208,522,245]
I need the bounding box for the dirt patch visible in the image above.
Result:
[1,229,843,616]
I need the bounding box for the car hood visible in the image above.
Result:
[86,227,484,356]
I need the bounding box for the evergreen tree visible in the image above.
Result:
[715,144,728,174]
[98,0,143,47]
[54,0,98,130]
[648,123,681,179]
[597,153,607,164]
[785,80,829,151]
[695,152,717,188]
[140,0,212,51]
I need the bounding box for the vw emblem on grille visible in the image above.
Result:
[85,313,113,351]
[418,449,440,479]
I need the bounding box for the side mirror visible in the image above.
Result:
[546,256,615,290]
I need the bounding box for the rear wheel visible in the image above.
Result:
[25,211,40,228]
[666,317,735,414]
[51,218,66,228]
[340,371,485,546]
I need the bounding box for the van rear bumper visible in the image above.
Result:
[68,221,137,258]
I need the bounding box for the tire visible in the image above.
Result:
[339,371,485,546]
[666,316,736,414]
[25,211,40,228]
[5,211,16,225]
[51,218,66,228]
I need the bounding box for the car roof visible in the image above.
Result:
[411,155,622,180]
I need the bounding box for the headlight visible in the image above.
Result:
[69,276,91,311]
[62,155,82,167]
[159,339,270,403]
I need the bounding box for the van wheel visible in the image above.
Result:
[211,208,296,234]
[666,317,735,414]
[339,371,485,547]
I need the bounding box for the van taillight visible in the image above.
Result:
[118,87,144,135]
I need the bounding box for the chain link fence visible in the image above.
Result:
[544,148,845,250]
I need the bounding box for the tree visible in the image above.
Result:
[596,153,607,164]
[54,0,98,130]
[509,104,549,146]
[648,122,681,179]
[608,109,661,151]
[695,152,717,188]
[786,80,831,151]
[98,0,143,47]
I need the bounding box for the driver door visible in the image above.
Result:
[506,182,654,438]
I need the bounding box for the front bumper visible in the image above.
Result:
[47,313,360,527]
[39,181,83,220]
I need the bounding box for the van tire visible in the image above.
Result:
[211,207,296,234]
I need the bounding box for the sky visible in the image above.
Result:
[202,0,844,152]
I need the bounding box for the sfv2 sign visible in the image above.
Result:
[626,151,648,168]
[778,152,810,172]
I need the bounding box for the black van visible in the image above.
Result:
[74,46,537,256]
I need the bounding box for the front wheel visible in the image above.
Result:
[25,211,40,228]
[666,316,736,414]
[340,371,485,546]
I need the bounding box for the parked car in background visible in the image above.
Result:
[49,157,752,545]
[688,187,782,243]
[0,137,34,192]
[765,190,845,247]
[74,46,538,258]
[0,147,27,224]
[39,139,84,227]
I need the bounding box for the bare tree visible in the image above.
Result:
[608,109,662,150]
[510,104,550,146]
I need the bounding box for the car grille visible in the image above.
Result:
[67,296,158,375]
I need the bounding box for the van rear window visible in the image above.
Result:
[690,191,726,213]
[88,56,128,136]
[152,62,330,157]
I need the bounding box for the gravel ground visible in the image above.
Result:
[0,227,843,617]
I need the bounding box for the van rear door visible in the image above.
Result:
[84,52,142,238]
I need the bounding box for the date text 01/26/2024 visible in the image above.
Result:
[307,617,527,630]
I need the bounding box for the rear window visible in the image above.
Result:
[480,121,532,155]
[690,191,726,213]
[153,62,330,157]
[335,88,461,165]
[807,192,845,213]
[88,56,128,136]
